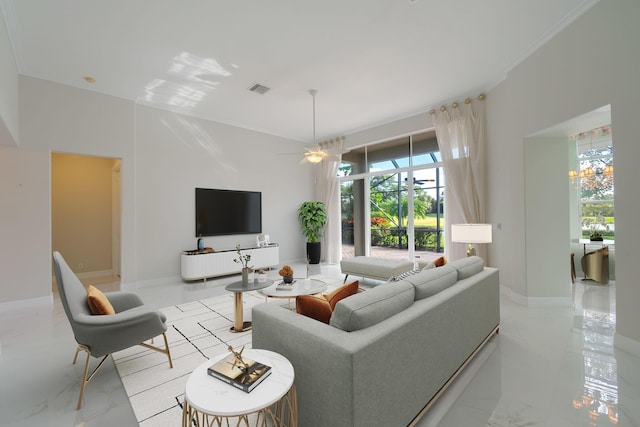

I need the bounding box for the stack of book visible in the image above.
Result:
[276,280,296,290]
[207,354,272,393]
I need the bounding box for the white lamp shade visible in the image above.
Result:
[451,224,492,244]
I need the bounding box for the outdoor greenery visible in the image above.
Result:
[579,145,615,238]
[341,173,445,251]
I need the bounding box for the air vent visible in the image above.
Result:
[248,83,270,95]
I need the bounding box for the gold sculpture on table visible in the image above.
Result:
[228,345,250,372]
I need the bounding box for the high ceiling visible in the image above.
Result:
[1,0,597,143]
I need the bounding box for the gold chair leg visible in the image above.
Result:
[163,332,174,368]
[74,345,110,410]
[72,332,172,410]
[138,332,173,369]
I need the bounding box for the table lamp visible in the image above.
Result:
[451,224,492,257]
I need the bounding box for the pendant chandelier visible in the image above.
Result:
[568,128,613,183]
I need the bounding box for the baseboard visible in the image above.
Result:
[501,285,572,307]
[0,295,53,312]
[125,275,183,290]
[76,269,114,280]
[614,333,640,357]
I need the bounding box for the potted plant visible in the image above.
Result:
[278,265,294,283]
[233,245,253,284]
[297,201,327,264]
[589,227,604,242]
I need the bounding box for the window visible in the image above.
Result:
[576,126,614,239]
[339,131,445,262]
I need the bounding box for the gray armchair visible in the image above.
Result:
[52,251,173,409]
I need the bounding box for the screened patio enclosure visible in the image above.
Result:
[339,131,445,266]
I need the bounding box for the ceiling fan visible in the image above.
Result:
[298,90,349,164]
[278,90,348,164]
[299,90,327,164]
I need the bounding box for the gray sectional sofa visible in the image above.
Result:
[252,256,500,427]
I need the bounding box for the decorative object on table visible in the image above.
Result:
[207,345,272,393]
[589,227,604,241]
[256,233,270,247]
[450,223,492,257]
[297,201,327,264]
[197,236,204,251]
[257,269,267,283]
[233,245,253,285]
[278,265,294,284]
[276,281,295,291]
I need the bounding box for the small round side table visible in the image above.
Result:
[182,349,297,427]
[225,279,273,332]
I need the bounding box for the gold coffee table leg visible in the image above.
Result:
[231,292,251,333]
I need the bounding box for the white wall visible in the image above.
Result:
[0,146,50,303]
[487,1,640,345]
[18,75,137,285]
[524,137,571,302]
[0,9,18,147]
[134,105,312,282]
[1,76,312,303]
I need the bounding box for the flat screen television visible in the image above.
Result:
[195,188,262,236]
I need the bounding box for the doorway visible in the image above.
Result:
[524,105,613,300]
[51,153,122,288]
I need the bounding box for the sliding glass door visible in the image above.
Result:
[339,131,445,266]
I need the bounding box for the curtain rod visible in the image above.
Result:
[428,93,485,115]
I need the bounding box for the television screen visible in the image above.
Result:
[195,188,262,236]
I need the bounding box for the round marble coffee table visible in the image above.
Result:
[182,349,297,426]
[259,278,328,309]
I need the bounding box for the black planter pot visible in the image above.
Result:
[306,242,321,264]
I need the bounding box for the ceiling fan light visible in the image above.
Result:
[306,152,324,163]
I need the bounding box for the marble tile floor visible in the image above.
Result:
[1,262,638,427]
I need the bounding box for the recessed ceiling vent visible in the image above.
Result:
[248,83,270,95]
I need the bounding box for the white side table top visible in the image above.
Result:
[184,349,294,417]
[578,239,615,246]
[259,278,328,298]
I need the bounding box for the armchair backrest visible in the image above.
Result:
[53,251,92,335]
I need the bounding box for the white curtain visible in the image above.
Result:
[430,97,486,260]
[317,137,344,264]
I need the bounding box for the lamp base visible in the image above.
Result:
[466,244,476,257]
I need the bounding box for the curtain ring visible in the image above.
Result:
[452,102,458,109]
[464,98,471,104]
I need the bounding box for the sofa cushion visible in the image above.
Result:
[296,295,333,324]
[323,280,359,310]
[86,285,115,315]
[330,281,415,332]
[448,256,485,280]
[403,264,458,300]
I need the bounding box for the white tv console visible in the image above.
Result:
[181,244,279,282]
